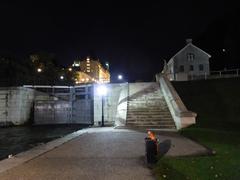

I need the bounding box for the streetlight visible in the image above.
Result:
[118,74,123,80]
[60,75,64,80]
[97,85,108,127]
[35,68,42,85]
[37,68,42,73]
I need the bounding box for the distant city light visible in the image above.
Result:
[60,75,64,80]
[118,75,123,80]
[37,68,42,73]
[81,78,85,82]
[68,68,72,72]
[223,49,226,52]
[72,62,80,67]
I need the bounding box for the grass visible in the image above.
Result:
[172,78,240,129]
[154,78,240,180]
[154,127,240,180]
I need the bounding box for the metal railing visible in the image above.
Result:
[165,68,240,81]
[210,69,239,78]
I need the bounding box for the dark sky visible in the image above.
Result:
[0,1,239,82]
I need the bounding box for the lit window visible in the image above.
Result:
[179,65,184,72]
[199,64,204,71]
[87,63,90,66]
[187,53,195,61]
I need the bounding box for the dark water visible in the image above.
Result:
[0,125,88,160]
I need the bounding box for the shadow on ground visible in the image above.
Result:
[158,139,171,157]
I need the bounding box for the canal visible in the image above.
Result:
[0,125,88,160]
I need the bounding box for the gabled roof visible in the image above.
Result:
[169,42,211,61]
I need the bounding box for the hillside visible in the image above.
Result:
[172,78,240,129]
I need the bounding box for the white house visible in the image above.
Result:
[163,39,211,81]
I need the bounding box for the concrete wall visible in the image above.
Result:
[0,87,35,126]
[93,83,128,126]
[93,82,157,127]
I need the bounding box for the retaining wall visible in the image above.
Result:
[0,87,35,126]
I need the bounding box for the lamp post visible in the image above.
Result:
[34,68,42,85]
[97,85,108,127]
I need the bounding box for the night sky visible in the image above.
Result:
[0,1,239,82]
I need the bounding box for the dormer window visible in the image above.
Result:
[187,53,195,61]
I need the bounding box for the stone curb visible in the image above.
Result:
[0,128,89,174]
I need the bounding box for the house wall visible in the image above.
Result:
[167,44,210,81]
[165,43,210,81]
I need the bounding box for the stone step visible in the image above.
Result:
[126,83,176,130]
[127,111,171,115]
[127,112,173,117]
[126,124,176,129]
[129,98,163,101]
[128,107,169,109]
[127,114,172,118]
[127,112,172,118]
[128,107,169,111]
[127,111,171,114]
[127,118,173,122]
[128,100,165,105]
[127,121,175,126]
[128,103,166,107]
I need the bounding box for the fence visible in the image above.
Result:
[166,68,240,81]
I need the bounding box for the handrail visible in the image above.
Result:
[156,73,197,129]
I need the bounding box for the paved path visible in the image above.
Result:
[0,128,208,180]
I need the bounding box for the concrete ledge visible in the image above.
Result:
[0,128,88,174]
[156,74,197,129]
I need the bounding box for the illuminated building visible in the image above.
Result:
[75,71,96,84]
[72,57,110,84]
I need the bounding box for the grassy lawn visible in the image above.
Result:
[154,127,240,180]
[154,78,240,179]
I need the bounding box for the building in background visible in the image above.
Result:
[75,71,96,84]
[163,39,211,81]
[72,57,110,84]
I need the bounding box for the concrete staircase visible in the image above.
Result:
[126,83,176,130]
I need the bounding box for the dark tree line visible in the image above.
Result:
[0,52,77,87]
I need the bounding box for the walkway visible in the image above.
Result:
[0,128,208,180]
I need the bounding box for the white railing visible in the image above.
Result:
[164,68,240,81]
[209,69,240,79]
